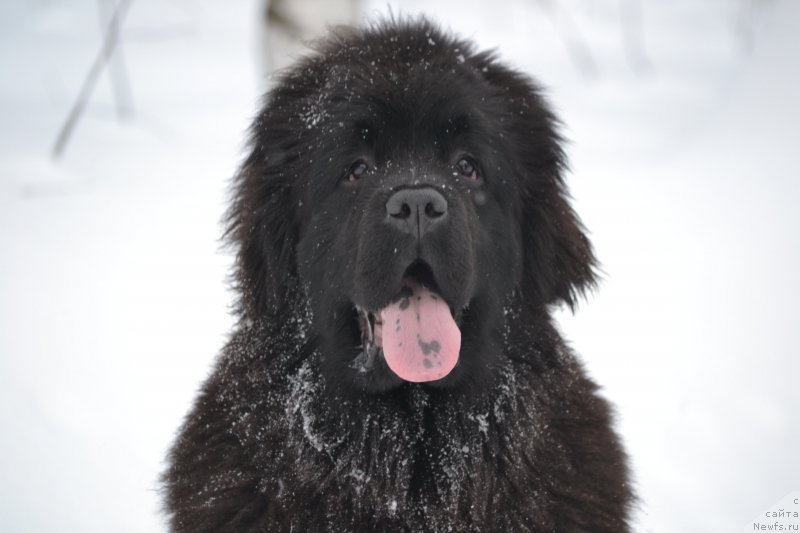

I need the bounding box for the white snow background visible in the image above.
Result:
[1,1,798,532]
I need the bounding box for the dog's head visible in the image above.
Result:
[226,19,596,393]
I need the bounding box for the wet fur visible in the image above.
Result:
[163,19,633,532]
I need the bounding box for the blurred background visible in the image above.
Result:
[1,1,798,531]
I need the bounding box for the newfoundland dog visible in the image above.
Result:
[164,18,632,532]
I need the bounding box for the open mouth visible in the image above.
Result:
[351,261,462,383]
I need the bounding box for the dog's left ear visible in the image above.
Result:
[476,54,598,310]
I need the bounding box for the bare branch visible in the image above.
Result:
[97,0,135,121]
[51,0,134,160]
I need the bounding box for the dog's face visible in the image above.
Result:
[295,73,522,392]
[228,21,597,394]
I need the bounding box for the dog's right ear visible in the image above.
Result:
[225,118,296,319]
[225,78,320,319]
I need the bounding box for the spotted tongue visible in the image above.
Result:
[378,278,461,382]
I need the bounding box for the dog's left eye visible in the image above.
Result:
[347,161,369,182]
[456,158,479,181]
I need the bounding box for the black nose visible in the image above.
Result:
[385,187,448,238]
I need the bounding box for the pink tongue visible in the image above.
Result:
[378,278,461,383]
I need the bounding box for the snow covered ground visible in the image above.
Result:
[1,1,798,531]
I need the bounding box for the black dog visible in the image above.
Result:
[164,18,632,532]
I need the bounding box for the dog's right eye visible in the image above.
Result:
[347,161,369,183]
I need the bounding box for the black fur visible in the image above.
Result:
[163,18,633,532]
